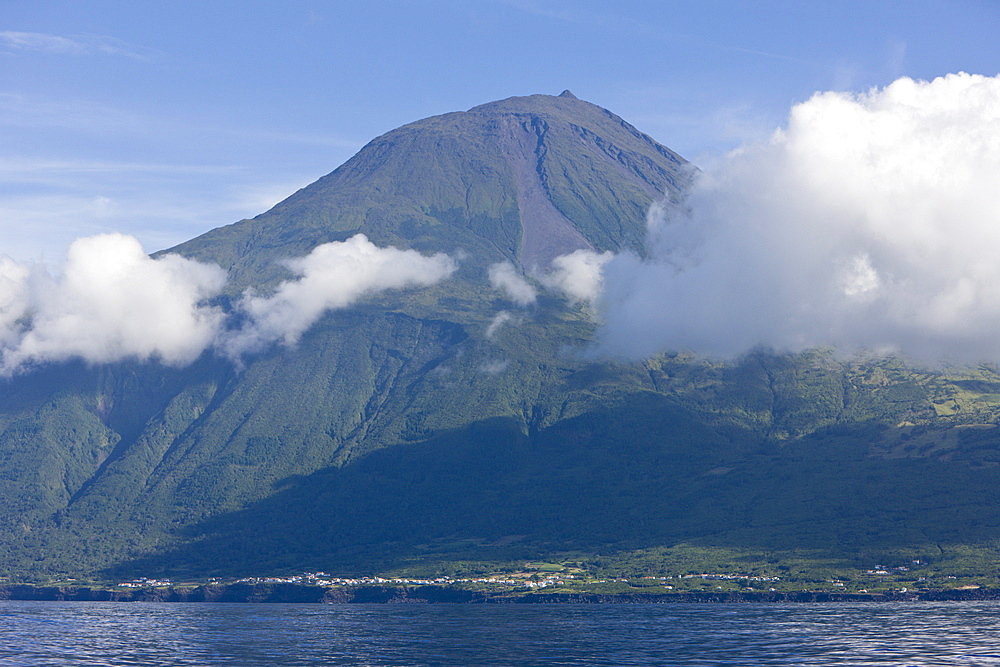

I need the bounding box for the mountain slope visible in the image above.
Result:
[168,90,687,289]
[2,93,1000,581]
[0,92,690,576]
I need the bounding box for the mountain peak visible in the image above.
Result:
[558,89,579,99]
[171,92,689,285]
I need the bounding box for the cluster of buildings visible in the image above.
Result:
[117,577,172,588]
[678,574,782,582]
[864,561,921,576]
[231,572,570,589]
[116,570,811,591]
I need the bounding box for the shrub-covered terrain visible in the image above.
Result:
[2,92,1000,584]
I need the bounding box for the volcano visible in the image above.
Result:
[3,92,1000,581]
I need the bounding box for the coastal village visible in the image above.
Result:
[109,564,968,596]
[101,556,1000,598]
[119,572,578,591]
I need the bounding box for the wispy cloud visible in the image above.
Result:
[478,359,509,375]
[0,92,146,134]
[486,311,514,339]
[0,31,157,60]
[488,261,537,306]
[0,31,87,55]
[0,154,277,260]
[0,176,319,263]
[0,86,363,260]
[0,156,240,180]
[0,92,360,152]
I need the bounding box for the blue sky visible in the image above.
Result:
[2,0,998,261]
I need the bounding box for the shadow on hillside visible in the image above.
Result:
[111,392,740,576]
[111,392,1000,578]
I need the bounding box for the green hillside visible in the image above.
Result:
[2,92,1000,586]
[167,90,687,289]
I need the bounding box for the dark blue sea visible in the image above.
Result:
[2,600,1000,666]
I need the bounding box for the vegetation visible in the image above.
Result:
[2,92,1000,588]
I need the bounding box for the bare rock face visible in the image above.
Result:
[495,113,594,270]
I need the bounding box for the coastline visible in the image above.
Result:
[2,583,999,604]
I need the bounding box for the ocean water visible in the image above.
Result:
[2,600,1000,666]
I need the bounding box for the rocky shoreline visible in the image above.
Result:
[2,583,1000,604]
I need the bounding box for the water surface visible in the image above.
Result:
[2,600,1000,666]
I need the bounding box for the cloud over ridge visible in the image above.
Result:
[7,72,1000,373]
[488,261,537,306]
[223,234,458,357]
[0,233,227,373]
[539,249,613,304]
[0,233,458,374]
[598,72,1000,364]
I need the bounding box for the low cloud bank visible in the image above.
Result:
[597,72,1000,364]
[223,234,457,356]
[0,234,227,374]
[12,73,995,374]
[0,233,457,374]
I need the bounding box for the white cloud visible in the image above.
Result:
[539,249,614,303]
[0,31,154,59]
[598,72,1000,364]
[224,234,457,356]
[0,234,227,374]
[486,310,514,339]
[479,359,509,375]
[0,31,88,55]
[488,261,537,306]
[0,233,459,373]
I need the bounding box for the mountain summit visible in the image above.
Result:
[171,93,687,288]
